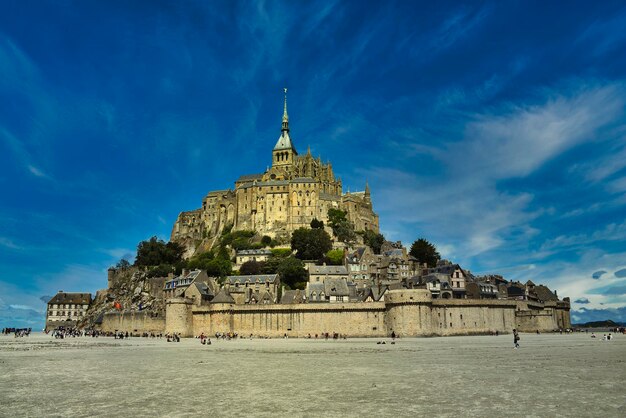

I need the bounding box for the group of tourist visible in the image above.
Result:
[166,333,181,342]
[590,332,615,341]
[198,333,211,345]
[2,327,31,337]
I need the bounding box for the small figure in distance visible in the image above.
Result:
[591,332,596,338]
[513,329,520,349]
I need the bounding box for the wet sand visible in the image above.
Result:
[1,333,624,417]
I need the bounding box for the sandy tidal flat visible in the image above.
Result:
[1,333,625,417]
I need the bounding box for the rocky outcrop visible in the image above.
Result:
[80,267,166,329]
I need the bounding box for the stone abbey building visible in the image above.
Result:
[171,90,379,253]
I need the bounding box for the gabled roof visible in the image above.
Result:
[191,282,215,297]
[383,249,404,258]
[307,282,325,294]
[281,289,305,304]
[309,265,348,275]
[324,278,349,296]
[533,285,559,302]
[250,289,274,303]
[48,292,91,305]
[211,289,235,304]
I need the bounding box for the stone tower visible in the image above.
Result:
[272,88,297,168]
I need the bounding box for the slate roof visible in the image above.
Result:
[347,247,367,263]
[431,264,465,276]
[281,289,305,304]
[48,292,91,305]
[237,174,263,182]
[211,289,235,304]
[250,290,274,304]
[309,265,348,275]
[533,285,559,302]
[227,274,279,284]
[192,282,215,297]
[383,249,404,258]
[274,131,296,151]
[324,278,349,296]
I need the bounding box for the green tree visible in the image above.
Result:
[291,227,332,260]
[135,237,184,266]
[271,248,293,258]
[261,235,272,246]
[147,264,174,278]
[362,230,385,254]
[310,218,324,229]
[326,208,356,243]
[335,220,357,244]
[327,208,347,230]
[261,256,283,274]
[205,258,232,278]
[240,260,263,275]
[409,238,441,267]
[326,249,344,265]
[277,256,308,289]
[115,258,131,270]
[187,251,215,270]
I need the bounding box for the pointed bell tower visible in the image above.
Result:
[272,88,297,167]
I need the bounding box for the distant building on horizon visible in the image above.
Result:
[45,291,92,331]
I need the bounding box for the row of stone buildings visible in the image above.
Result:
[154,239,565,310]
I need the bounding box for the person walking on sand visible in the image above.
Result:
[513,329,520,349]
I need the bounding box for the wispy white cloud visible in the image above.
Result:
[540,221,626,252]
[454,83,624,179]
[431,5,491,50]
[365,81,626,267]
[0,236,21,250]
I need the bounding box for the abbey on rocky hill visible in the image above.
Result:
[171,89,379,254]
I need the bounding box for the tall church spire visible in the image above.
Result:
[273,87,297,166]
[282,87,289,133]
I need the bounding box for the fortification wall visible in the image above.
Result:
[514,301,571,332]
[100,311,165,333]
[192,303,388,337]
[384,290,519,336]
[165,297,193,336]
[144,290,572,338]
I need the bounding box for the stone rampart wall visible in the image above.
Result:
[386,293,520,336]
[101,311,165,333]
[192,303,387,338]
[112,290,571,337]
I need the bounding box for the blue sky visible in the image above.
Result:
[1,0,625,328]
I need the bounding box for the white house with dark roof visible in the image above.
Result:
[235,249,273,269]
[46,292,92,330]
